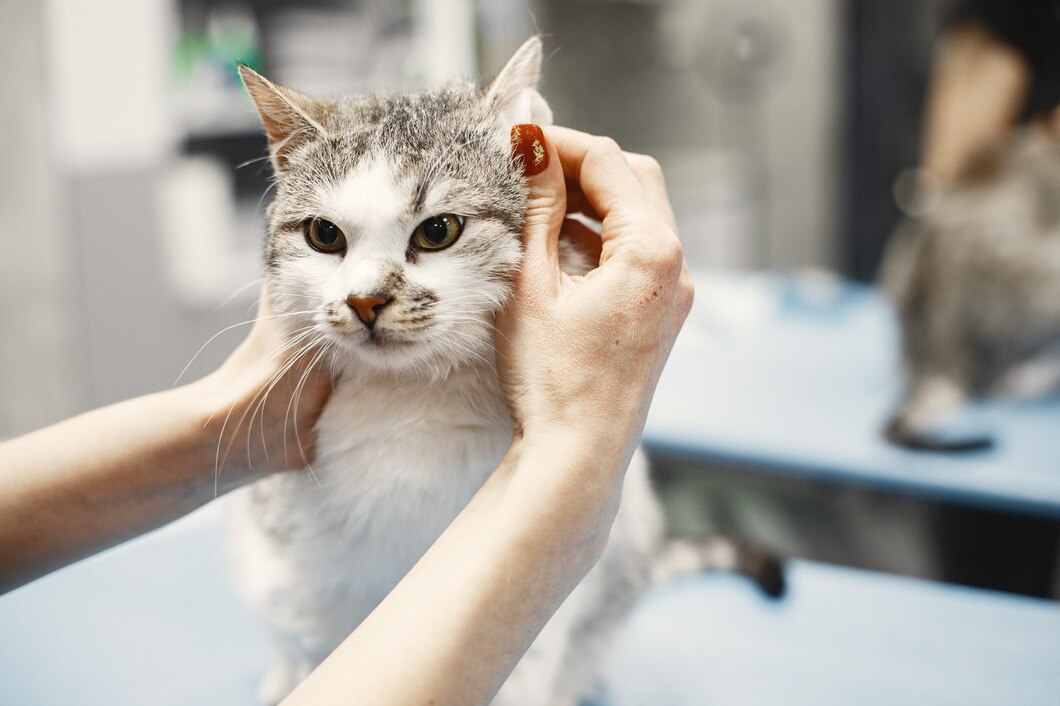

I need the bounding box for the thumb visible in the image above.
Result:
[511,124,565,292]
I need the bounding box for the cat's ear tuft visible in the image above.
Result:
[484,37,553,127]
[238,64,327,171]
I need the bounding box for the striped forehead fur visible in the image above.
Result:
[265,82,525,270]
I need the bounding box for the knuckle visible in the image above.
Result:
[677,271,695,314]
[640,236,683,275]
[631,154,665,181]
[592,135,623,157]
[656,229,684,269]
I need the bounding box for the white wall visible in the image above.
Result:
[0,1,79,434]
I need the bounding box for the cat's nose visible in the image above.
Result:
[346,294,392,327]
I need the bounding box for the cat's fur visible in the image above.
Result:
[882,127,1060,451]
[228,38,770,706]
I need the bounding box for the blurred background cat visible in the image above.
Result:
[882,127,1060,451]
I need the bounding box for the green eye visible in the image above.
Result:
[411,214,464,251]
[305,218,346,254]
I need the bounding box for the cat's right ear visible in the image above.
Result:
[484,37,553,127]
[238,64,327,172]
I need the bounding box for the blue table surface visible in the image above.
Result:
[2,503,1059,706]
[643,271,1060,517]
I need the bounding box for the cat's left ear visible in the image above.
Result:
[484,37,553,127]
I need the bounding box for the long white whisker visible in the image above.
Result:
[288,342,333,488]
[246,331,327,469]
[175,310,318,386]
[211,325,325,495]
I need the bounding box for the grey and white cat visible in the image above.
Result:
[227,38,776,705]
[882,127,1060,451]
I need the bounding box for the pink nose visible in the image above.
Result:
[346,294,392,326]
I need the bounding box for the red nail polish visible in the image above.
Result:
[510,124,549,176]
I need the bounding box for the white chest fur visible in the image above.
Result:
[230,362,515,655]
[312,363,513,550]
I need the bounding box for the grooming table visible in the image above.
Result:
[2,501,1058,705]
[645,271,1060,518]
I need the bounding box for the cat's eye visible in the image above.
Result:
[411,214,465,251]
[305,218,347,254]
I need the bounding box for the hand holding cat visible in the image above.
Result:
[497,124,693,497]
[199,286,333,479]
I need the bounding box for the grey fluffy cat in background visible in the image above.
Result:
[882,127,1060,451]
[227,38,781,706]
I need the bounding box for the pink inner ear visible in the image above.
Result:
[528,92,553,126]
[239,65,325,171]
[499,89,553,129]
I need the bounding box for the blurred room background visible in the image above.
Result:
[0,0,890,429]
[2,0,1057,600]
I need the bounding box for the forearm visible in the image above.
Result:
[0,379,235,592]
[281,432,627,706]
[921,23,1030,184]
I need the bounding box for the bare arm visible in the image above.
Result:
[0,302,331,592]
[280,125,692,706]
[921,22,1031,184]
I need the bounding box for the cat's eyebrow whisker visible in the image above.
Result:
[237,154,272,170]
[257,180,279,213]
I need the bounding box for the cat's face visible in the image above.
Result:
[242,39,551,377]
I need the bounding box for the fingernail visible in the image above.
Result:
[511,123,549,176]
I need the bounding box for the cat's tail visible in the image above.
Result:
[651,537,786,599]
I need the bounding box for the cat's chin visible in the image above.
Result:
[330,332,490,380]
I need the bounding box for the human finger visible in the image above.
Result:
[622,151,677,232]
[511,123,565,297]
[544,126,673,267]
[563,187,603,223]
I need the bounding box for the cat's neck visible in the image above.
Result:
[333,353,501,393]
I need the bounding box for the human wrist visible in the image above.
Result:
[503,420,637,528]
[179,374,268,491]
[515,404,642,468]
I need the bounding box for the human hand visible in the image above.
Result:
[496,125,693,471]
[195,287,334,485]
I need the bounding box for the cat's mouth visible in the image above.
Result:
[359,328,416,348]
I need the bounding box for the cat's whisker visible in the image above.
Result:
[424,328,497,375]
[176,310,318,387]
[217,277,264,312]
[242,324,328,445]
[237,154,273,170]
[267,332,332,467]
[212,324,326,493]
[246,329,327,468]
[228,330,325,478]
[256,180,279,213]
[287,342,334,488]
